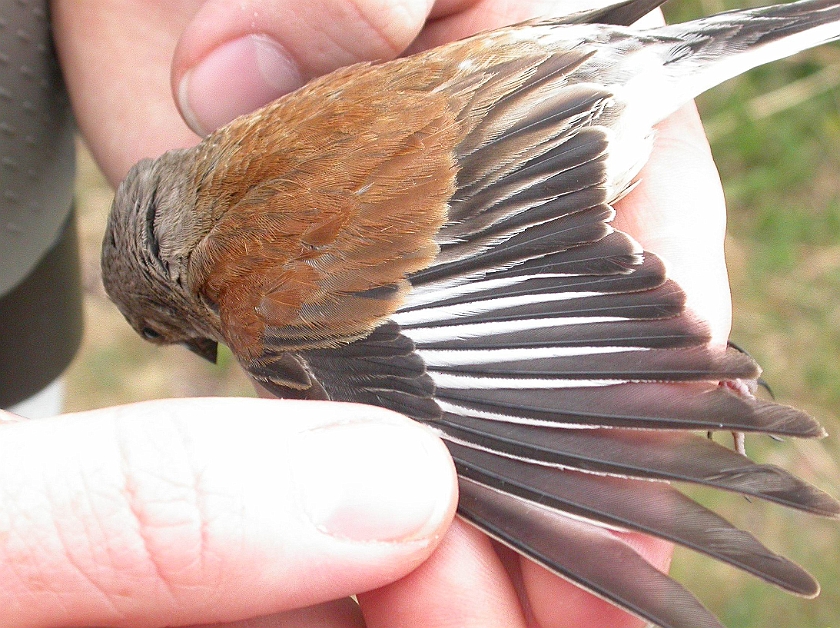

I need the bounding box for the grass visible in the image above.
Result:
[63,1,840,625]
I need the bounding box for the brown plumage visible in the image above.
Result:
[101,1,840,627]
[190,62,470,358]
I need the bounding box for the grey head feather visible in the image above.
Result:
[101,148,218,345]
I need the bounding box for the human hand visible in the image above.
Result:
[0,398,459,627]
[51,1,731,626]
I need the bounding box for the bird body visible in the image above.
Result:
[102,2,840,627]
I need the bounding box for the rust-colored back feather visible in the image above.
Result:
[189,62,472,358]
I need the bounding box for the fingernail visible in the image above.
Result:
[290,420,455,542]
[178,34,302,136]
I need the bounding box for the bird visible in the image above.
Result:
[101,1,840,627]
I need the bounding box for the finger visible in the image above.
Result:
[519,532,674,628]
[51,0,203,184]
[172,0,437,135]
[614,103,732,345]
[412,0,627,52]
[0,398,456,628]
[170,0,613,136]
[189,598,366,627]
[358,519,528,628]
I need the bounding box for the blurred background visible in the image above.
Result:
[63,0,840,625]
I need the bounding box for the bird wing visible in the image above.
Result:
[292,20,838,628]
[189,1,667,364]
[188,5,839,626]
[192,27,610,363]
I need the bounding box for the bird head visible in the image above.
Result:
[101,153,219,363]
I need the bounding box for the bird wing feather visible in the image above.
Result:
[459,476,727,628]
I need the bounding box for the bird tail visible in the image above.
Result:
[625,0,840,127]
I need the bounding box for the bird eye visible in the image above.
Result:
[142,326,161,340]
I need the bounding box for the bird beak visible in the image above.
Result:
[182,338,218,363]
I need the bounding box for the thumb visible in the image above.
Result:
[172,0,434,136]
[0,398,456,628]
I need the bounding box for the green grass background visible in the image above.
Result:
[63,1,840,625]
